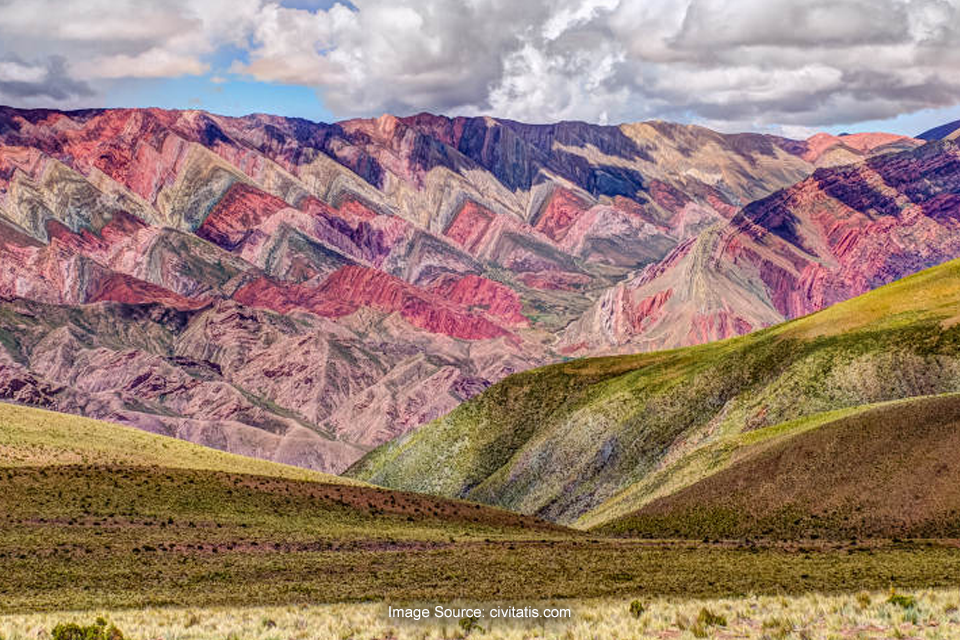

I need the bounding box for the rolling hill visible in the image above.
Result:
[597,393,960,539]
[0,401,592,610]
[1,106,943,473]
[0,400,357,482]
[349,257,960,527]
[0,399,557,533]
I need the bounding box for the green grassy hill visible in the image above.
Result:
[0,402,578,610]
[348,258,960,527]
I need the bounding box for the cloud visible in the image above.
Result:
[0,0,259,82]
[0,55,93,104]
[229,0,960,128]
[235,0,546,115]
[0,0,959,129]
[76,49,208,80]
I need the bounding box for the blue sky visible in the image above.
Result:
[99,62,960,137]
[831,105,960,138]
[101,71,960,137]
[103,76,334,122]
[1,0,960,138]
[99,1,342,123]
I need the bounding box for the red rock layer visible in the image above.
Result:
[801,132,915,163]
[625,289,673,332]
[686,311,753,345]
[428,274,527,325]
[517,271,591,291]
[235,266,511,340]
[196,183,290,249]
[534,188,591,242]
[443,201,494,253]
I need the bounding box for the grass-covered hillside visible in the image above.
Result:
[0,402,354,483]
[598,393,960,539]
[0,402,579,611]
[348,258,960,527]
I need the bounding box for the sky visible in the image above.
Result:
[1,0,960,138]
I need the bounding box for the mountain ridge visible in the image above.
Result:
[918,118,960,141]
[0,104,948,472]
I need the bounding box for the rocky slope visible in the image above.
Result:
[918,119,960,141]
[349,258,960,526]
[561,138,960,353]
[0,106,933,471]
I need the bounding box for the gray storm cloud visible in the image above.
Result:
[0,55,93,103]
[0,0,959,129]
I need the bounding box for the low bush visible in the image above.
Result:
[51,618,123,640]
[888,591,917,609]
[697,608,727,627]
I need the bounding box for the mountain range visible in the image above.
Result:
[1,105,957,473]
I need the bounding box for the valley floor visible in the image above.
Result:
[2,587,958,639]
[5,404,960,638]
[6,525,960,612]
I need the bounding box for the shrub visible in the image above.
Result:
[629,600,646,618]
[888,591,917,609]
[51,618,123,640]
[458,616,484,634]
[688,608,727,638]
[761,616,796,639]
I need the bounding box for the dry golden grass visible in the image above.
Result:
[2,588,958,639]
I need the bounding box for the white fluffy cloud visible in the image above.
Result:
[0,0,258,105]
[1,0,959,129]
[235,0,960,128]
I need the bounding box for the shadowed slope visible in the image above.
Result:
[599,393,960,539]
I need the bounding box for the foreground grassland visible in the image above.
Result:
[4,588,960,639]
[4,403,960,612]
[5,473,960,613]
